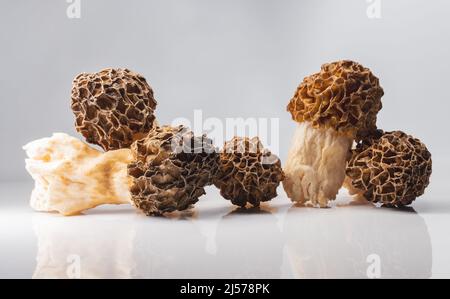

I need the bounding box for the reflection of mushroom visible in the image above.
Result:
[283,205,432,278]
[213,137,284,207]
[23,133,133,216]
[132,215,211,278]
[212,207,284,278]
[32,213,136,278]
[127,125,219,216]
[283,60,384,207]
[71,68,157,151]
[345,130,432,207]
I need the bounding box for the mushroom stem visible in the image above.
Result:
[283,122,353,207]
[24,133,133,216]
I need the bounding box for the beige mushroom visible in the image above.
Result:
[23,133,133,216]
[283,60,384,207]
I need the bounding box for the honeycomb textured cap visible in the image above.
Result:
[213,137,284,207]
[71,68,157,151]
[287,60,384,140]
[127,125,219,216]
[346,130,432,207]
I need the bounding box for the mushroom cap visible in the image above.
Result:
[346,130,432,207]
[287,60,384,140]
[127,125,219,216]
[213,136,284,207]
[71,68,157,151]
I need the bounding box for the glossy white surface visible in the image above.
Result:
[0,177,449,279]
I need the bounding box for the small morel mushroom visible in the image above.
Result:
[213,137,284,208]
[71,68,157,151]
[128,125,219,216]
[283,60,384,207]
[345,130,432,207]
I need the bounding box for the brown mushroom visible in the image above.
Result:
[283,60,384,207]
[127,125,219,216]
[213,137,284,207]
[345,130,432,207]
[71,68,157,151]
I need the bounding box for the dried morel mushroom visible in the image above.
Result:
[71,68,157,151]
[128,125,219,216]
[345,130,432,207]
[287,60,384,139]
[213,137,284,207]
[283,60,384,207]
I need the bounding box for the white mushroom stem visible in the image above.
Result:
[283,122,353,207]
[24,133,133,216]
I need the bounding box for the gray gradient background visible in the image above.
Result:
[1,0,449,181]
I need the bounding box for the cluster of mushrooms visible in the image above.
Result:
[70,68,284,216]
[24,60,432,217]
[283,60,432,208]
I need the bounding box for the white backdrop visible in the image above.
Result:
[1,0,449,180]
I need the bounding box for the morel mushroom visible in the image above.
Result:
[345,130,432,207]
[128,125,219,216]
[283,60,384,207]
[71,68,157,151]
[213,137,284,207]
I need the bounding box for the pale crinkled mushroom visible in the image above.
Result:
[283,60,384,207]
[345,130,432,207]
[24,133,133,215]
[283,122,353,207]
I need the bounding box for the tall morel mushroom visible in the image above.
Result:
[213,137,284,208]
[345,130,432,207]
[127,125,219,216]
[283,60,384,207]
[71,68,157,151]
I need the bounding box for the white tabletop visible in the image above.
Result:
[1,175,448,279]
